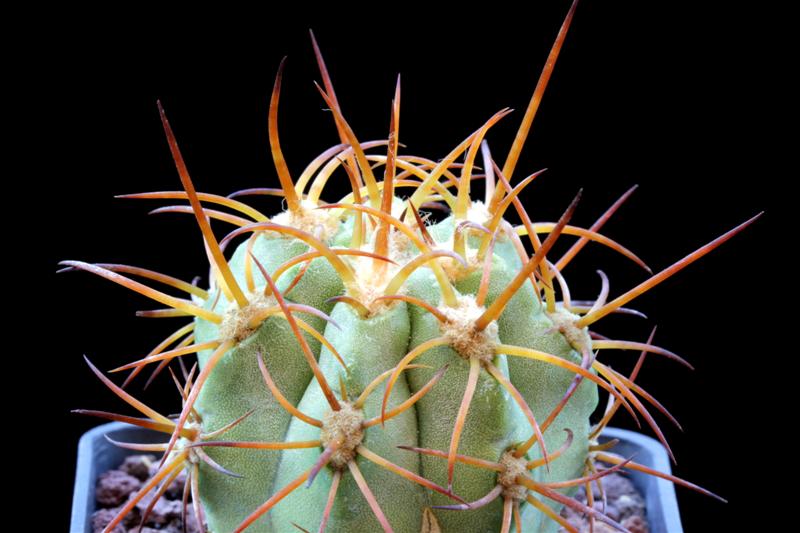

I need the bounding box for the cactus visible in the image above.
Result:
[64,2,759,532]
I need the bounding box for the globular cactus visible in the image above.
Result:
[64,2,758,532]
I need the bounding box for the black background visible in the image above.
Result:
[28,1,789,531]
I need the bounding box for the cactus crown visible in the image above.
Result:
[64,2,759,532]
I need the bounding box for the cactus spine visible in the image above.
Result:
[66,2,756,532]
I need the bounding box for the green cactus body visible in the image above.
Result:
[67,7,752,532]
[404,267,525,532]
[187,209,599,533]
[499,283,599,533]
[193,234,346,532]
[272,301,424,533]
[426,214,523,272]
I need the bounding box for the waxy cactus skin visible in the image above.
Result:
[65,2,755,532]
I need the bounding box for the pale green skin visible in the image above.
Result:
[192,208,598,533]
[194,233,344,532]
[404,263,527,533]
[272,301,424,533]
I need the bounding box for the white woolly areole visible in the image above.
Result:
[436,239,482,281]
[320,401,365,469]
[440,295,498,362]
[387,229,416,265]
[498,451,529,501]
[218,292,278,343]
[548,308,591,354]
[345,248,401,316]
[272,199,341,241]
[467,200,491,226]
[174,420,202,465]
[361,213,416,266]
[356,282,400,317]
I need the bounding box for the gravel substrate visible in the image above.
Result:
[93,455,648,532]
[91,454,204,533]
[558,467,649,533]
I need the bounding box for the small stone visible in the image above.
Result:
[165,469,188,499]
[91,508,127,533]
[587,524,619,533]
[120,455,157,481]
[592,502,620,521]
[593,468,638,500]
[558,471,649,533]
[616,493,646,519]
[170,504,205,533]
[622,515,649,533]
[133,491,183,525]
[97,470,143,506]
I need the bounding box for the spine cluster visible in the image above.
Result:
[66,3,751,532]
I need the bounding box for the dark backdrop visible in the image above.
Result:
[33,1,786,531]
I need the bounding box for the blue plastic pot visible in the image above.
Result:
[71,423,682,532]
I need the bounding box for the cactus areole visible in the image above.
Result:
[65,2,757,532]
